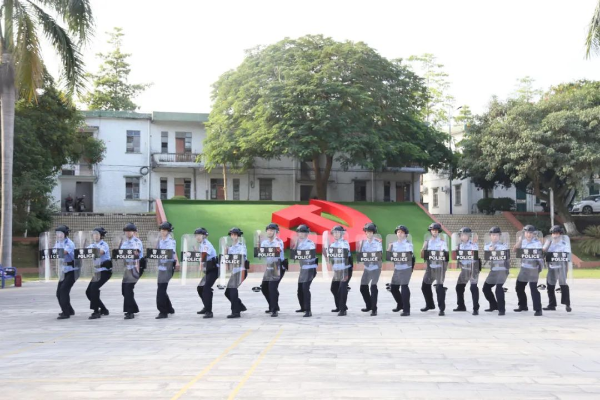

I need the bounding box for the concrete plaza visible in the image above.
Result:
[1,271,599,399]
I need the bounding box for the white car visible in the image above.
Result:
[571,195,600,215]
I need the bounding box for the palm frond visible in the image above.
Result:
[2,0,15,50]
[585,0,600,59]
[13,2,44,101]
[31,0,94,43]
[27,0,86,95]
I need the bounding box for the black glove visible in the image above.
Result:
[244,260,250,270]
[411,255,416,270]
[139,258,147,271]
[282,259,289,270]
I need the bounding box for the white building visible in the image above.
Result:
[421,125,540,214]
[51,110,423,212]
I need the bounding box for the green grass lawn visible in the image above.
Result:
[161,201,435,263]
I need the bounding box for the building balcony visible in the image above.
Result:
[152,153,203,168]
[60,164,97,180]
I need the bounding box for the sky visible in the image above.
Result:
[43,0,600,116]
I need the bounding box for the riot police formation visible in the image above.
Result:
[40,221,575,320]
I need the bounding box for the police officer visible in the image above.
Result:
[120,223,144,320]
[155,222,179,319]
[85,227,111,319]
[194,227,218,319]
[543,225,572,312]
[260,223,287,317]
[453,227,480,315]
[224,227,249,319]
[293,225,317,317]
[482,226,510,316]
[421,222,448,316]
[359,223,382,316]
[514,225,544,316]
[55,225,76,319]
[388,225,414,316]
[329,225,353,316]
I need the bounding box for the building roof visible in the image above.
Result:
[82,110,210,123]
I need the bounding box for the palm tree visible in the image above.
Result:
[0,0,93,267]
[585,0,600,58]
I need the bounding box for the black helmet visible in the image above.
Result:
[523,225,537,232]
[363,222,377,233]
[549,225,564,234]
[55,225,70,236]
[459,227,472,234]
[93,227,107,238]
[228,227,243,236]
[123,223,137,232]
[489,226,502,234]
[159,221,174,232]
[265,223,279,232]
[296,224,310,233]
[394,225,409,234]
[428,222,442,232]
[194,227,208,236]
[331,225,346,233]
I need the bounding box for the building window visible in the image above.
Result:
[125,177,140,199]
[160,178,167,200]
[184,178,191,199]
[384,181,391,202]
[233,179,240,200]
[126,130,141,153]
[454,184,462,206]
[176,132,192,154]
[354,180,367,201]
[432,188,439,208]
[259,179,273,200]
[161,132,168,153]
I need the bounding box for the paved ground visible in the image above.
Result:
[1,271,599,400]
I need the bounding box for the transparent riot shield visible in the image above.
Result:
[515,230,544,283]
[451,232,480,284]
[87,232,110,283]
[254,230,282,282]
[39,232,61,281]
[290,231,318,283]
[143,231,163,281]
[181,234,205,286]
[483,232,511,286]
[112,234,141,283]
[543,234,573,287]
[220,236,247,289]
[73,231,96,280]
[422,232,449,285]
[356,233,383,286]
[386,233,414,286]
[322,231,351,282]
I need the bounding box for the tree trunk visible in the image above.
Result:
[555,199,580,236]
[222,164,228,200]
[0,53,15,267]
[312,154,333,200]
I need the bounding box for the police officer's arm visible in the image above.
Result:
[65,240,75,257]
[99,241,108,256]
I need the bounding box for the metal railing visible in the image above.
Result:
[153,153,200,163]
[61,163,96,176]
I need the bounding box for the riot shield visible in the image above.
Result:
[143,231,163,281]
[254,230,282,282]
[220,236,247,288]
[483,232,511,286]
[422,232,449,285]
[290,231,318,283]
[356,233,383,285]
[181,234,205,286]
[39,232,62,281]
[451,232,480,284]
[386,234,414,285]
[322,231,351,282]
[112,234,141,283]
[515,230,544,283]
[73,231,96,280]
[543,234,573,287]
[87,232,109,283]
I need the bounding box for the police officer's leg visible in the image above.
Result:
[261,279,270,311]
[559,266,571,309]
[495,284,505,314]
[360,269,371,311]
[59,271,76,315]
[338,278,349,313]
[455,283,466,310]
[202,270,217,313]
[391,284,402,311]
[545,268,557,309]
[297,281,304,311]
[421,267,435,310]
[304,268,316,312]
[238,270,247,311]
[370,270,380,313]
[86,278,95,311]
[331,279,340,311]
[435,283,446,314]
[482,282,497,310]
[97,271,112,313]
[156,270,168,315]
[470,283,480,312]
[401,284,411,314]
[515,280,528,310]
[529,282,542,314]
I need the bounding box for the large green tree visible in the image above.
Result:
[81,27,150,111]
[459,81,600,235]
[205,35,451,199]
[12,77,105,236]
[1,0,93,267]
